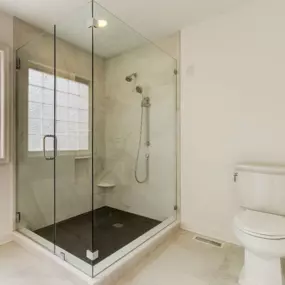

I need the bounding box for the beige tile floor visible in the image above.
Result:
[0,242,86,285]
[117,230,244,285]
[0,230,245,285]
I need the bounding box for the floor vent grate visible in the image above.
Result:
[193,235,224,248]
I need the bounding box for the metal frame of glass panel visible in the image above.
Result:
[15,0,178,278]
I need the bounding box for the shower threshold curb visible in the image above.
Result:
[12,218,179,285]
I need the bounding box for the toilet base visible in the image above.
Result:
[239,250,284,285]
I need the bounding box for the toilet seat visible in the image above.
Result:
[235,209,285,239]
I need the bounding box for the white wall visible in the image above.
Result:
[0,11,14,244]
[104,34,179,221]
[181,0,285,243]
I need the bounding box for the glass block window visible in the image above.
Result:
[28,68,89,152]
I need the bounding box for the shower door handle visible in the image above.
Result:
[43,135,57,160]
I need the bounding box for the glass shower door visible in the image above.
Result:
[53,2,94,276]
[15,28,57,253]
[16,21,94,275]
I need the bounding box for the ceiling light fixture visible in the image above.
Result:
[96,19,108,28]
[87,18,108,29]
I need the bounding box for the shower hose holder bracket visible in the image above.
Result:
[141,97,151,108]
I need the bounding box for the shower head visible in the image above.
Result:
[125,73,137,82]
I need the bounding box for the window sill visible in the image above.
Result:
[27,151,92,159]
[74,155,91,160]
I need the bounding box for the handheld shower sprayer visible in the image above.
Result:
[125,72,150,184]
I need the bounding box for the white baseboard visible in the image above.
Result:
[0,232,12,245]
[180,222,240,246]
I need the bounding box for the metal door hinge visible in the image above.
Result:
[174,205,178,211]
[16,212,21,223]
[86,249,99,261]
[60,252,66,261]
[174,69,178,75]
[233,172,238,182]
[16,57,21,70]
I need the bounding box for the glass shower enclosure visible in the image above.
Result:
[15,0,177,277]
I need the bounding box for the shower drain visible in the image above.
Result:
[113,223,124,228]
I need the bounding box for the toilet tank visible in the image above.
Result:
[235,163,285,216]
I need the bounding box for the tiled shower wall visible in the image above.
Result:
[15,16,179,229]
[15,18,106,230]
[104,34,179,221]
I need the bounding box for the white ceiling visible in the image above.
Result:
[0,0,245,58]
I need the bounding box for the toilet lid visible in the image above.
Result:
[235,210,285,238]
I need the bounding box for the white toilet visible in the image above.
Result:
[233,163,285,285]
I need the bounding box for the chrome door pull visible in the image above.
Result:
[43,135,57,160]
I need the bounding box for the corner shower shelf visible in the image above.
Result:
[97,181,116,189]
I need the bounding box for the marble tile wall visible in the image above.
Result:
[103,35,178,221]
[14,15,179,230]
[14,18,106,230]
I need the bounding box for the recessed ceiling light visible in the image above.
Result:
[87,18,108,29]
[97,19,108,28]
